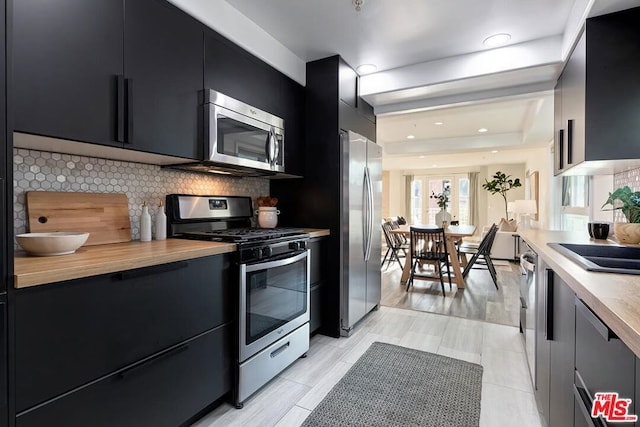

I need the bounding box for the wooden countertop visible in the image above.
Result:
[14,228,330,289]
[519,229,640,358]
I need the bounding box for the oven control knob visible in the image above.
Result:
[299,241,307,250]
[289,241,300,251]
[253,248,263,260]
[262,247,272,258]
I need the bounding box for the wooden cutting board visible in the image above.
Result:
[26,191,132,246]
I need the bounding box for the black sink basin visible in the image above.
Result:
[548,243,640,274]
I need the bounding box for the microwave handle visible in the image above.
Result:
[266,127,276,166]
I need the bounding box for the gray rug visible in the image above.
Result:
[302,342,483,427]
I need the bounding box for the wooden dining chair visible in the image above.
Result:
[407,227,452,296]
[381,222,408,269]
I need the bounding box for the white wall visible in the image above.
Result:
[526,144,553,229]
[384,162,528,228]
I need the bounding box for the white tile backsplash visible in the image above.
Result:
[13,148,270,242]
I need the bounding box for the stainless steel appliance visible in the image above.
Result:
[166,194,309,408]
[340,130,382,336]
[166,90,284,176]
[520,246,537,384]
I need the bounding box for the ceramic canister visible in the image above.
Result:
[256,207,280,228]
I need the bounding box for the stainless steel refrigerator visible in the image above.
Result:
[340,130,382,336]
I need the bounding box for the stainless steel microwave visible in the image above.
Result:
[203,89,284,174]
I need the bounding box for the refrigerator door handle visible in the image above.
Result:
[367,166,374,261]
[364,166,373,261]
[362,167,369,260]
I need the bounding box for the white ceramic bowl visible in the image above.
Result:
[16,232,90,256]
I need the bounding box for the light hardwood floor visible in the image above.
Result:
[192,306,543,427]
[381,253,522,327]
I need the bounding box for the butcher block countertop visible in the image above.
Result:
[14,228,330,289]
[519,229,640,358]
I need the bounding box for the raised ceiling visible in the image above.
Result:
[172,0,640,168]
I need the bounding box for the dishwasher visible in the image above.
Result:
[520,245,536,385]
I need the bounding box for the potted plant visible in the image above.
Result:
[430,191,449,210]
[602,186,640,244]
[482,171,522,220]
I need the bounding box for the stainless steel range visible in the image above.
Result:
[166,194,310,408]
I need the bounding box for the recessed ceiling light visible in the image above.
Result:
[407,135,415,139]
[491,150,499,153]
[356,64,377,75]
[419,155,425,158]
[478,128,489,133]
[434,121,444,126]
[431,164,437,167]
[483,33,511,47]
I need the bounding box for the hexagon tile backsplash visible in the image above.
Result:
[13,148,270,241]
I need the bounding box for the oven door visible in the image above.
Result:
[207,104,284,173]
[239,250,309,362]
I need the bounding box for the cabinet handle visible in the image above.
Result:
[116,75,125,142]
[574,370,606,427]
[558,129,564,170]
[114,261,189,281]
[544,268,554,340]
[576,297,617,341]
[125,78,134,144]
[118,344,189,380]
[567,119,574,164]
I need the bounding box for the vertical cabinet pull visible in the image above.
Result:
[558,129,564,170]
[567,119,574,164]
[544,268,554,340]
[116,75,125,142]
[125,78,134,144]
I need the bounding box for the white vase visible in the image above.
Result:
[256,207,280,228]
[435,208,451,227]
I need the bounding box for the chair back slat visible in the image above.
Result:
[409,227,448,260]
[476,223,498,255]
[381,222,395,247]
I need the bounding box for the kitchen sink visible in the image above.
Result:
[548,243,640,275]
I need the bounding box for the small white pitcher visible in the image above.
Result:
[256,207,280,228]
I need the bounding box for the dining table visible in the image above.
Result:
[389,224,476,289]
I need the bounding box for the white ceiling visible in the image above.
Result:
[173,0,640,169]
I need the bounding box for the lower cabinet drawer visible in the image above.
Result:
[16,323,233,427]
[575,298,635,407]
[16,255,234,411]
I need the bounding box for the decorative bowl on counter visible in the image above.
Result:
[16,232,90,256]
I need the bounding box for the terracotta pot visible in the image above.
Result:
[613,222,640,244]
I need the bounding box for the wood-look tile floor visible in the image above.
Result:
[380,254,522,327]
[192,306,543,427]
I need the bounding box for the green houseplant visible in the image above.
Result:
[430,191,449,210]
[602,186,640,243]
[482,171,522,220]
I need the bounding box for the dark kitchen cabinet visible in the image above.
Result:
[123,0,203,158]
[272,55,376,337]
[15,254,234,414]
[309,237,328,335]
[535,264,575,427]
[574,297,636,426]
[13,0,124,148]
[204,31,281,116]
[554,6,640,175]
[16,325,232,427]
[14,0,203,159]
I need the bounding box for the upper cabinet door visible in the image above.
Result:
[124,0,203,159]
[13,0,124,147]
[204,31,282,114]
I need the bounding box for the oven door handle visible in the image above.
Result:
[244,250,308,272]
